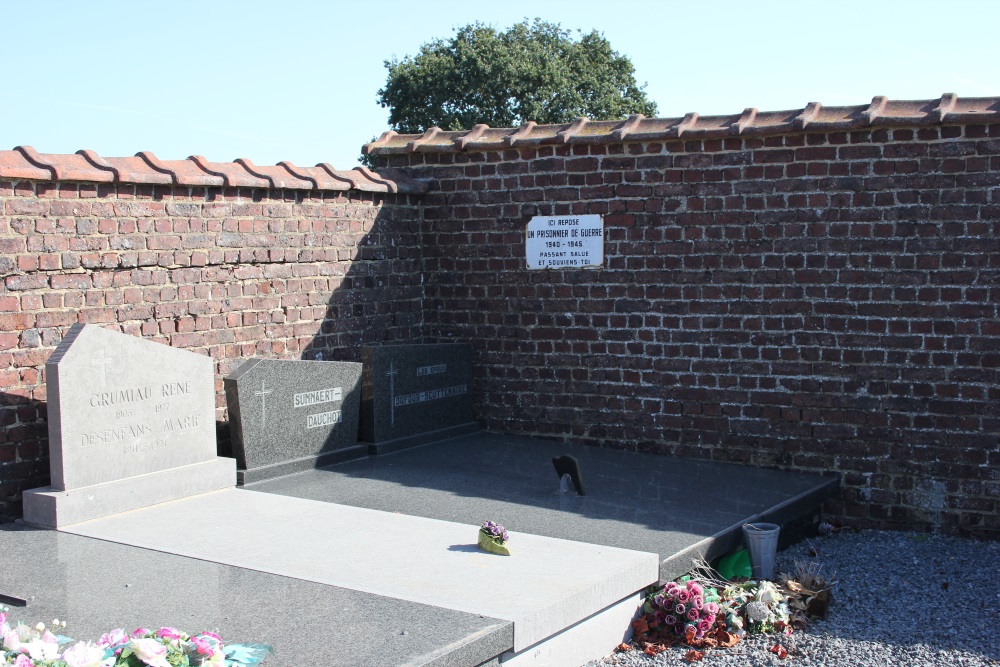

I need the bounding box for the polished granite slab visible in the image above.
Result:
[59,489,658,652]
[0,523,512,667]
[250,432,839,580]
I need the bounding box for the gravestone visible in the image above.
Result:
[360,343,478,453]
[225,358,365,484]
[22,324,235,528]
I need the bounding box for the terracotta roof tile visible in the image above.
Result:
[0,147,52,180]
[0,148,429,194]
[18,146,115,182]
[363,94,1000,155]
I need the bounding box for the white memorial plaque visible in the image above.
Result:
[525,214,604,269]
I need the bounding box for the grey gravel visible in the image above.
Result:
[587,530,1000,667]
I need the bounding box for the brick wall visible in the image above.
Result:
[0,178,423,521]
[375,121,1000,537]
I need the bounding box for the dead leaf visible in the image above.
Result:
[685,625,697,643]
[685,649,706,662]
[616,643,632,653]
[770,643,788,659]
[716,630,740,648]
[643,643,666,657]
[632,617,649,635]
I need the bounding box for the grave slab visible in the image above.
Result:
[0,524,512,667]
[360,343,478,453]
[60,488,659,653]
[22,324,235,528]
[225,358,365,484]
[252,432,840,581]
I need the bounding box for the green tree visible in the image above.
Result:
[377,18,658,134]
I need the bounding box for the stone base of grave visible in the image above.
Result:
[365,421,480,456]
[22,457,236,528]
[499,592,642,667]
[60,488,659,656]
[236,445,369,485]
[255,432,840,582]
[0,524,515,667]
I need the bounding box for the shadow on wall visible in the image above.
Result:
[0,186,430,523]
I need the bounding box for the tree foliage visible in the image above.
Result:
[377,19,658,133]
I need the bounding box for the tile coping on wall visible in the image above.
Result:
[0,146,430,194]
[363,94,1000,155]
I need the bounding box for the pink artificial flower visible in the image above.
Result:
[674,603,686,615]
[132,628,151,638]
[703,614,716,627]
[198,631,222,643]
[694,629,705,640]
[128,638,170,667]
[692,596,704,610]
[0,611,6,625]
[190,637,213,655]
[13,654,32,667]
[687,581,703,596]
[98,628,129,649]
[157,627,182,641]
[697,619,712,633]
[654,594,665,607]
[674,624,686,636]
[686,608,700,621]
[664,582,679,592]
[676,590,691,603]
[705,602,720,615]
[664,615,677,626]
[42,630,58,644]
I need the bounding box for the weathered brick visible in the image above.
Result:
[2,123,999,537]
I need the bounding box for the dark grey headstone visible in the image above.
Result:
[225,358,365,484]
[360,344,478,453]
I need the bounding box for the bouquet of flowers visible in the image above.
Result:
[477,520,511,556]
[648,580,722,642]
[722,580,793,635]
[627,555,831,657]
[1,608,270,667]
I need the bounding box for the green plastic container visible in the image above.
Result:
[716,547,752,581]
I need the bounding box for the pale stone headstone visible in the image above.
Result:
[360,343,477,453]
[22,324,235,528]
[225,358,365,484]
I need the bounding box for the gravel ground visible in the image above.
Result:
[587,530,1000,667]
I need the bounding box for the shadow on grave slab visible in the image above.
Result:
[0,522,513,667]
[248,431,839,581]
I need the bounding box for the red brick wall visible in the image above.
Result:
[379,124,1000,537]
[0,180,424,521]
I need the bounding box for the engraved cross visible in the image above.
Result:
[90,347,116,386]
[255,380,273,427]
[385,362,398,426]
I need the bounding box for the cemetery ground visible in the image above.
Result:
[2,324,994,666]
[3,481,998,666]
[589,529,1000,667]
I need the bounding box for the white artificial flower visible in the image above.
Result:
[61,641,106,667]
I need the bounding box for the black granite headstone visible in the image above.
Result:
[360,344,478,453]
[225,358,365,484]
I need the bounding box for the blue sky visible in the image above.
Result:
[3,0,997,169]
